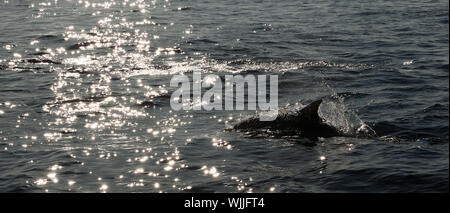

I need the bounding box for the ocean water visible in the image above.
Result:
[0,0,448,193]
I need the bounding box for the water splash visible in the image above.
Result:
[319,95,376,137]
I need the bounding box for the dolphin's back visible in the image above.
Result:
[232,99,341,138]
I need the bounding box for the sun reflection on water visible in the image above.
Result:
[0,0,366,193]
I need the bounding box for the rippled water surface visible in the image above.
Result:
[0,0,448,192]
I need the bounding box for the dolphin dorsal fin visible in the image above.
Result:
[298,99,323,124]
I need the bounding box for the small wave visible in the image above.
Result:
[370,121,448,143]
[173,6,192,11]
[37,35,60,40]
[325,167,448,192]
[24,58,61,65]
[66,41,97,51]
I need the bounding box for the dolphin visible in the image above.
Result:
[232,99,342,139]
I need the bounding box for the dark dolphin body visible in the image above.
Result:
[232,100,342,139]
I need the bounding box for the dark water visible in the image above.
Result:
[0,0,448,193]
